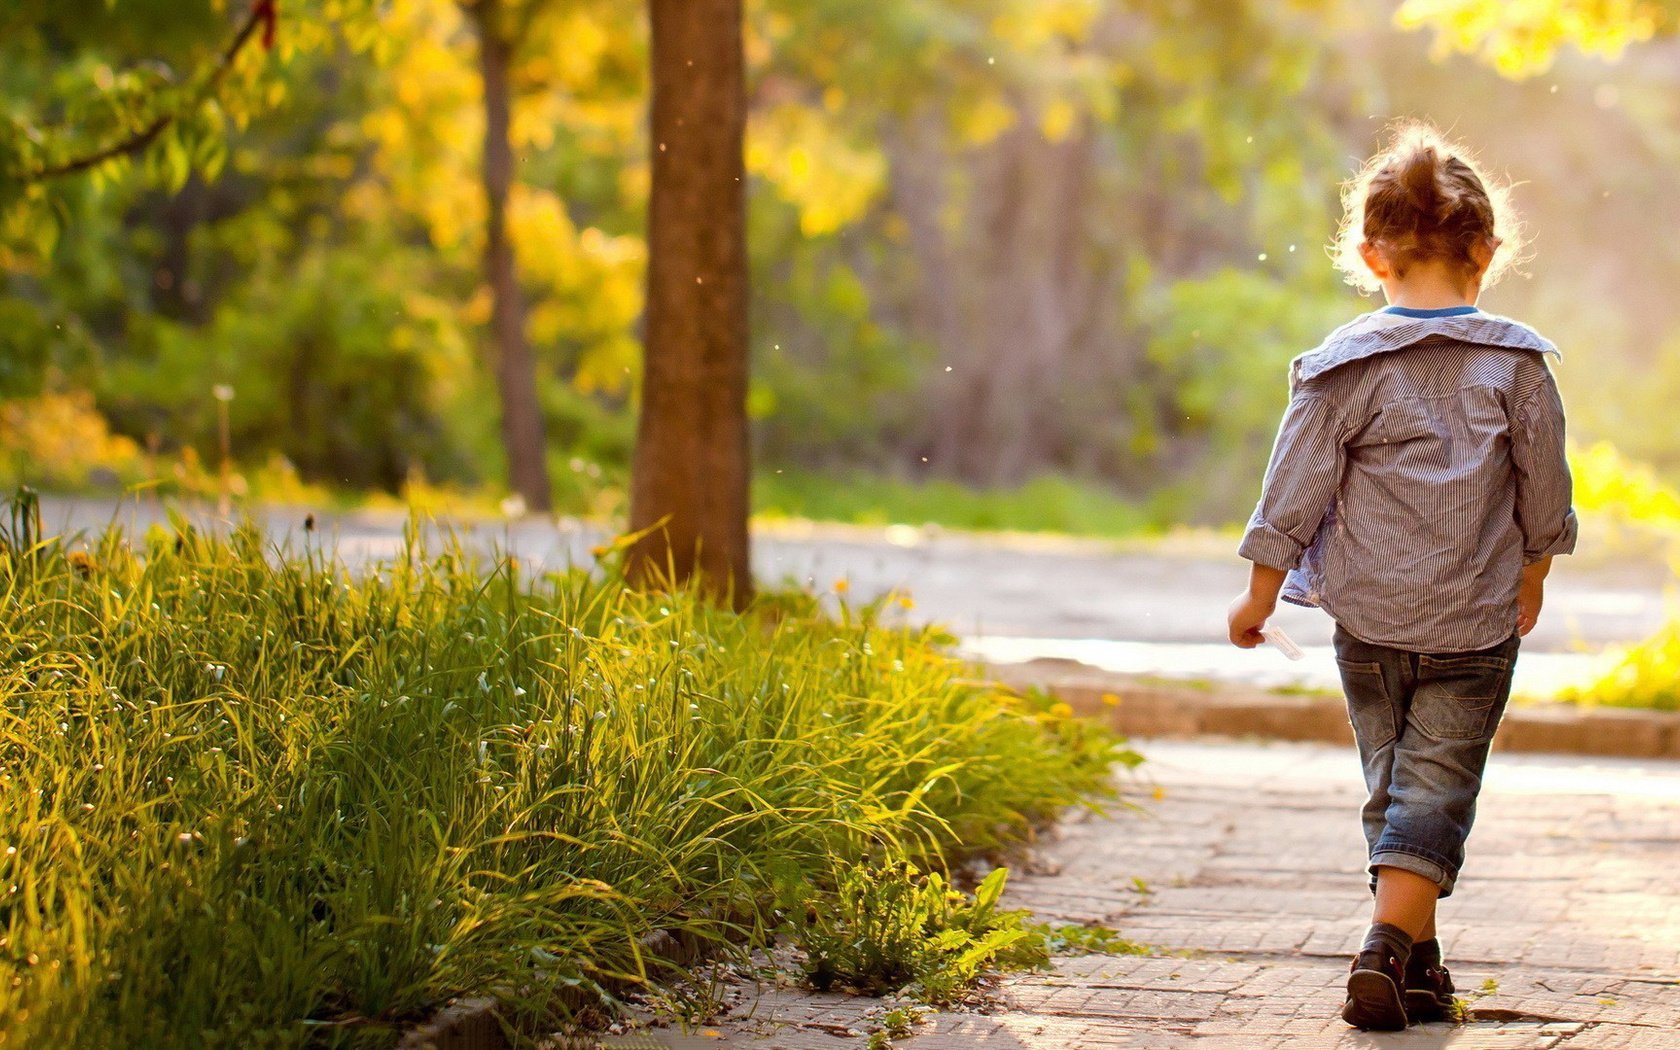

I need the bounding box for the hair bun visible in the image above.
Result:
[1399,146,1442,218]
[1334,121,1520,293]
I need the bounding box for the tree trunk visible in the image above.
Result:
[911,113,1101,487]
[472,0,552,513]
[628,0,751,608]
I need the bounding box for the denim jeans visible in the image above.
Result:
[1332,624,1521,898]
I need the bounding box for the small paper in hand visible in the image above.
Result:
[1260,625,1305,661]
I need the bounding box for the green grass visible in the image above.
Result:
[789,862,1046,1005]
[1560,617,1680,711]
[0,491,1138,1047]
[753,471,1168,537]
[1038,921,1153,957]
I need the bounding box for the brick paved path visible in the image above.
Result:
[661,739,1680,1049]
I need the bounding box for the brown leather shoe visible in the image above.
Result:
[1405,961,1458,1023]
[1342,948,1409,1030]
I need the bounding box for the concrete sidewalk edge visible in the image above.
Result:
[986,658,1680,759]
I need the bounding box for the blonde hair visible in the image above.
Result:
[1331,122,1526,294]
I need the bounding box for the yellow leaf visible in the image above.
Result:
[953,95,1017,147]
[1040,98,1078,143]
[745,103,886,236]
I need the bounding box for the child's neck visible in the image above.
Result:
[1384,289,1477,310]
[1380,266,1481,311]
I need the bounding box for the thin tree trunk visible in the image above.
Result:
[472,0,552,513]
[975,123,1096,483]
[629,0,751,607]
[883,111,963,473]
[917,114,1100,486]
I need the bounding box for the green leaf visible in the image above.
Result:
[163,132,191,192]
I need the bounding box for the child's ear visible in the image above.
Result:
[1358,240,1391,279]
[1469,236,1500,276]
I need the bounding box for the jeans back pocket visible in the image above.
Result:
[1337,657,1398,751]
[1411,652,1513,741]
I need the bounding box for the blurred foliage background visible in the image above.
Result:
[4,0,1679,530]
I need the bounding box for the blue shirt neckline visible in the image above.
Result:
[1381,304,1480,318]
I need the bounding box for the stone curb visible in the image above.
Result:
[397,997,505,1050]
[397,926,710,1050]
[986,658,1680,759]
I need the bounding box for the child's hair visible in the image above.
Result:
[1331,122,1524,294]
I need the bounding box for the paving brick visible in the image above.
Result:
[655,739,1680,1048]
[1554,1023,1680,1049]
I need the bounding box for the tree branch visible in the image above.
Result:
[26,0,277,183]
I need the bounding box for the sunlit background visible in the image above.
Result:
[4,0,1677,522]
[6,0,1680,705]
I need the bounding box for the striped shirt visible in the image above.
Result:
[1239,307,1578,653]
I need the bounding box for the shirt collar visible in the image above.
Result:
[1380,304,1480,318]
[1292,309,1559,385]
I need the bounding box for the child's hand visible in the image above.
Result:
[1516,560,1548,637]
[1227,592,1275,648]
[1229,563,1287,649]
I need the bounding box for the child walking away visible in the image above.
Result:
[1226,123,1577,1031]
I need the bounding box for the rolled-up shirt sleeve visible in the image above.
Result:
[1238,391,1347,571]
[1511,371,1578,563]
